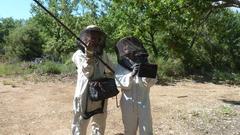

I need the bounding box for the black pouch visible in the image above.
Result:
[82,99,105,119]
[83,78,119,119]
[89,78,119,101]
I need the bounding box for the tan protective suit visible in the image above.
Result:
[71,49,113,135]
[115,64,157,135]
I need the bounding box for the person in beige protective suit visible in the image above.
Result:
[71,25,113,135]
[115,36,157,135]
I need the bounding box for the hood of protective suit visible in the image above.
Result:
[78,25,106,55]
[115,36,149,70]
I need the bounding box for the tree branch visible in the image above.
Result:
[212,0,240,8]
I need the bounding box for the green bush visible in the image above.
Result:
[61,61,76,75]
[0,60,77,76]
[155,57,185,78]
[35,61,61,74]
[34,60,76,75]
[4,24,43,61]
[0,62,33,76]
[212,70,240,85]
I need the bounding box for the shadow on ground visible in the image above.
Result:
[221,99,240,105]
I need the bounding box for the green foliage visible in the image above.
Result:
[0,63,32,76]
[155,57,185,77]
[217,105,237,116]
[35,61,62,74]
[34,60,76,75]
[0,64,20,76]
[211,70,240,85]
[4,24,43,61]
[0,18,23,55]
[0,60,76,76]
[30,0,90,61]
[103,0,240,75]
[0,0,240,84]
[205,11,240,70]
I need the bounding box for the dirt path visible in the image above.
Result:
[0,76,239,135]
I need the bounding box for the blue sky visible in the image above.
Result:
[231,7,240,12]
[0,0,33,19]
[0,1,239,20]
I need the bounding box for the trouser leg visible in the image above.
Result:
[121,98,138,135]
[72,112,90,135]
[90,100,108,135]
[91,112,107,135]
[138,105,153,135]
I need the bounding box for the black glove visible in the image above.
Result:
[131,64,140,77]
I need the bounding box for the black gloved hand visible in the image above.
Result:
[131,64,140,77]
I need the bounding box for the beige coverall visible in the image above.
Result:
[115,64,157,135]
[71,49,113,135]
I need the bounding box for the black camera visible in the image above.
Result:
[137,64,158,78]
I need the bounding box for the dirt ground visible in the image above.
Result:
[0,75,240,135]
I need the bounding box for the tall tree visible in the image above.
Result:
[0,18,22,55]
[30,0,82,60]
[4,24,43,61]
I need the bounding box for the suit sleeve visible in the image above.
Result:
[72,50,94,78]
[115,65,133,90]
